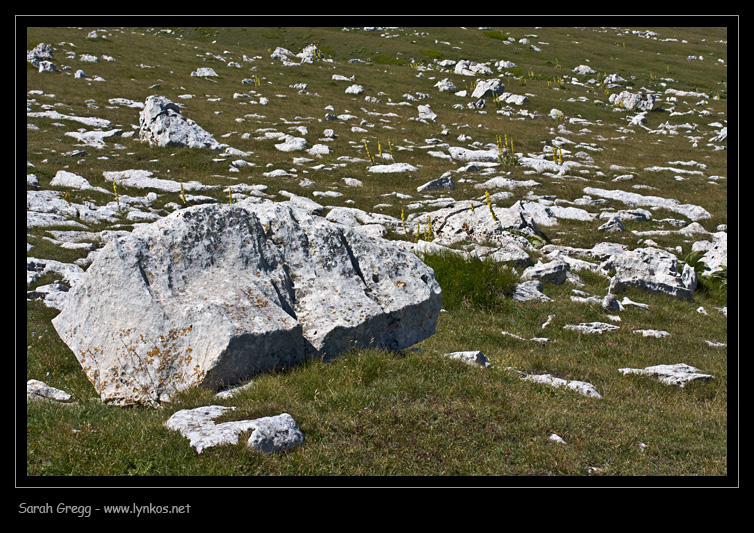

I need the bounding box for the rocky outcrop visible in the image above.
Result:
[603,246,697,301]
[52,200,442,406]
[138,95,223,151]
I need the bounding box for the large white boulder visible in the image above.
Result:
[52,200,442,406]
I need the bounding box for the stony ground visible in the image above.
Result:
[24,24,730,481]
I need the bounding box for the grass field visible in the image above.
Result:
[23,22,733,487]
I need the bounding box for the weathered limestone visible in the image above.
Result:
[27,379,73,403]
[164,405,304,454]
[443,350,491,368]
[138,95,223,151]
[618,363,714,387]
[603,246,697,301]
[52,200,442,406]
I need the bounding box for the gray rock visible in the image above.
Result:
[508,368,602,399]
[601,293,624,312]
[583,187,711,221]
[618,363,714,387]
[448,146,499,162]
[27,379,73,403]
[165,405,304,454]
[609,90,656,111]
[604,246,697,301]
[563,322,620,334]
[27,43,53,66]
[443,350,490,368]
[417,104,437,121]
[191,67,218,77]
[511,280,551,302]
[367,163,418,173]
[632,329,670,338]
[598,216,624,233]
[417,175,456,192]
[138,95,223,151]
[521,259,569,285]
[275,135,307,152]
[52,200,442,406]
[471,79,505,99]
[434,78,458,93]
[699,232,727,274]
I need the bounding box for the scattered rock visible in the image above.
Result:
[164,405,304,454]
[563,322,620,334]
[191,67,218,77]
[512,280,552,302]
[508,368,602,399]
[604,246,697,301]
[521,259,569,285]
[138,95,223,151]
[632,329,670,338]
[598,216,624,233]
[27,379,73,403]
[368,163,418,173]
[443,350,491,368]
[417,175,456,192]
[618,363,714,387]
[583,187,711,221]
[609,90,656,111]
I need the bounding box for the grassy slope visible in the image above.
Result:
[24,24,731,481]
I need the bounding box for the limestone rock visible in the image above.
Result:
[165,405,304,454]
[471,79,504,99]
[52,200,442,406]
[563,322,620,334]
[27,379,73,403]
[417,175,456,192]
[511,280,551,302]
[508,368,602,399]
[417,104,437,122]
[604,246,697,301]
[699,231,727,274]
[521,259,569,285]
[598,216,624,233]
[443,350,490,368]
[138,95,223,151]
[191,67,218,77]
[618,363,714,387]
[609,90,656,111]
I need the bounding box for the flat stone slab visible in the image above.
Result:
[618,363,714,387]
[507,368,602,399]
[443,350,490,368]
[563,322,620,334]
[164,405,304,454]
[27,379,73,403]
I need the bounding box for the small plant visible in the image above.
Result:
[180,182,189,206]
[485,190,498,222]
[227,187,234,204]
[401,208,407,235]
[496,134,520,166]
[363,139,375,164]
[112,180,120,210]
[424,215,433,241]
